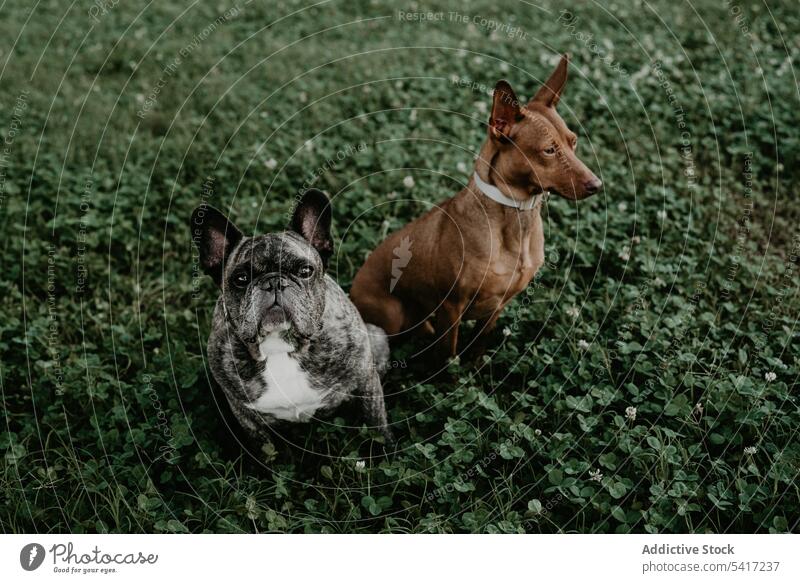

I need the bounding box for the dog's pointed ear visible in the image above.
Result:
[291,189,333,266]
[489,80,522,140]
[191,205,243,286]
[532,53,569,107]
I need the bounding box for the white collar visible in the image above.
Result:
[472,172,544,211]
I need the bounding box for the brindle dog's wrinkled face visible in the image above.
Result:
[220,231,328,344]
[192,189,333,347]
[487,54,602,200]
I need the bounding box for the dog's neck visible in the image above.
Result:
[473,138,545,211]
[257,333,295,359]
[472,171,541,210]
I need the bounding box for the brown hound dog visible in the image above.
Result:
[351,54,602,362]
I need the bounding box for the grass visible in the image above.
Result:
[1,0,799,533]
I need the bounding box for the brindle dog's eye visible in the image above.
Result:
[297,265,314,278]
[232,272,250,288]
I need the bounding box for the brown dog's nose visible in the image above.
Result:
[584,177,602,194]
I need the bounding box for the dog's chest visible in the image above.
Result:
[246,336,326,422]
[464,225,545,317]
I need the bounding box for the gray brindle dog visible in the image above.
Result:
[191,190,393,444]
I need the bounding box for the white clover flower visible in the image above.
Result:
[474,101,488,114]
[499,62,510,73]
[355,460,366,470]
[625,406,637,421]
[589,468,603,482]
[264,158,278,170]
[578,339,590,351]
[618,246,631,261]
[744,446,758,455]
[457,161,468,173]
[473,56,484,65]
[656,209,667,220]
[299,91,308,103]
[566,305,580,319]
[409,109,417,122]
[653,276,666,287]
[304,140,314,152]
[403,175,415,189]
[693,402,704,415]
[534,429,542,436]
[764,371,777,382]
[502,327,512,337]
[631,235,641,244]
[617,201,628,212]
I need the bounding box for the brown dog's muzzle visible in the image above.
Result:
[583,176,603,196]
[548,174,602,200]
[554,152,603,200]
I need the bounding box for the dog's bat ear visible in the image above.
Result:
[532,53,569,107]
[291,189,333,267]
[190,205,243,286]
[489,80,521,140]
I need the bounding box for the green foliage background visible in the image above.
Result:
[1,0,798,533]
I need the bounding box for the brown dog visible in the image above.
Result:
[350,54,602,361]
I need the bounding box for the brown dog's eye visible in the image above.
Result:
[297,265,314,278]
[571,137,578,150]
[543,145,557,156]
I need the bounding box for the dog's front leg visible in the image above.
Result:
[360,372,394,445]
[431,300,465,363]
[463,309,504,362]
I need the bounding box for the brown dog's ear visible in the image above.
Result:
[191,205,243,286]
[291,189,333,267]
[489,80,521,140]
[532,53,570,107]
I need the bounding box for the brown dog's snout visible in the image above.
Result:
[584,177,602,195]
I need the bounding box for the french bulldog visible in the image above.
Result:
[191,189,393,445]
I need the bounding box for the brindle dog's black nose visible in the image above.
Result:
[261,275,288,292]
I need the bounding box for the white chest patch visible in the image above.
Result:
[246,335,325,422]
